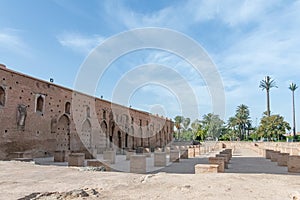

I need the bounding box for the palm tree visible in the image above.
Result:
[289,83,298,139]
[235,104,251,140]
[227,117,238,140]
[259,76,277,116]
[174,116,183,140]
[182,117,191,131]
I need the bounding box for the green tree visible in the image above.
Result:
[191,119,206,141]
[202,113,224,140]
[174,116,183,140]
[257,114,291,141]
[182,117,191,131]
[289,82,298,139]
[226,116,238,141]
[235,104,251,140]
[259,76,277,117]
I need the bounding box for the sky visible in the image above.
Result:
[1,0,300,131]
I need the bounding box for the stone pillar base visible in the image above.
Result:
[130,155,146,173]
[103,151,116,164]
[68,153,85,167]
[170,150,180,162]
[195,164,218,174]
[154,152,167,167]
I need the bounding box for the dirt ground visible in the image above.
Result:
[0,148,300,200]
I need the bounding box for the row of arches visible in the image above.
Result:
[100,120,170,150]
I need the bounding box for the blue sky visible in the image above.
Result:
[1,0,300,131]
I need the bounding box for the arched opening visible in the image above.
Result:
[125,133,128,148]
[81,119,92,149]
[131,126,135,149]
[86,106,90,118]
[0,87,5,106]
[139,127,143,147]
[110,123,115,148]
[103,110,106,119]
[118,131,122,149]
[65,102,71,114]
[36,95,44,112]
[101,121,108,147]
[56,115,70,151]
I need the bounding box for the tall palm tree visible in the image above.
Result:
[235,104,250,140]
[259,76,277,116]
[289,83,298,139]
[174,116,183,140]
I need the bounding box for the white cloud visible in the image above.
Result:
[97,0,300,125]
[57,32,105,54]
[0,28,31,57]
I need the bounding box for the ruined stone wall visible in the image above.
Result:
[0,67,174,159]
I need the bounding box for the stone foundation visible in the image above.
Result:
[265,149,274,159]
[68,153,85,167]
[126,151,135,160]
[103,151,116,164]
[195,164,218,174]
[194,146,200,156]
[170,150,180,162]
[188,147,195,158]
[277,153,289,166]
[180,150,188,159]
[270,151,280,162]
[154,152,167,167]
[208,157,225,172]
[130,155,146,173]
[288,155,300,173]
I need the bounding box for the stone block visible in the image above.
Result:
[188,148,195,158]
[223,149,232,158]
[277,153,289,166]
[103,151,116,164]
[195,164,218,174]
[87,160,111,171]
[194,146,200,156]
[288,155,300,173]
[217,153,230,163]
[216,154,228,169]
[220,151,231,161]
[68,153,85,167]
[265,149,274,159]
[130,155,146,173]
[126,151,135,160]
[180,150,188,159]
[165,147,171,154]
[208,157,225,172]
[200,147,205,154]
[170,150,180,162]
[154,152,167,167]
[54,151,65,162]
[270,151,280,162]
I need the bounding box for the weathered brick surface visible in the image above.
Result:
[208,157,225,172]
[195,164,218,174]
[154,152,166,167]
[288,156,300,173]
[68,153,85,167]
[170,150,180,162]
[0,67,174,159]
[130,155,146,173]
[277,153,289,166]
